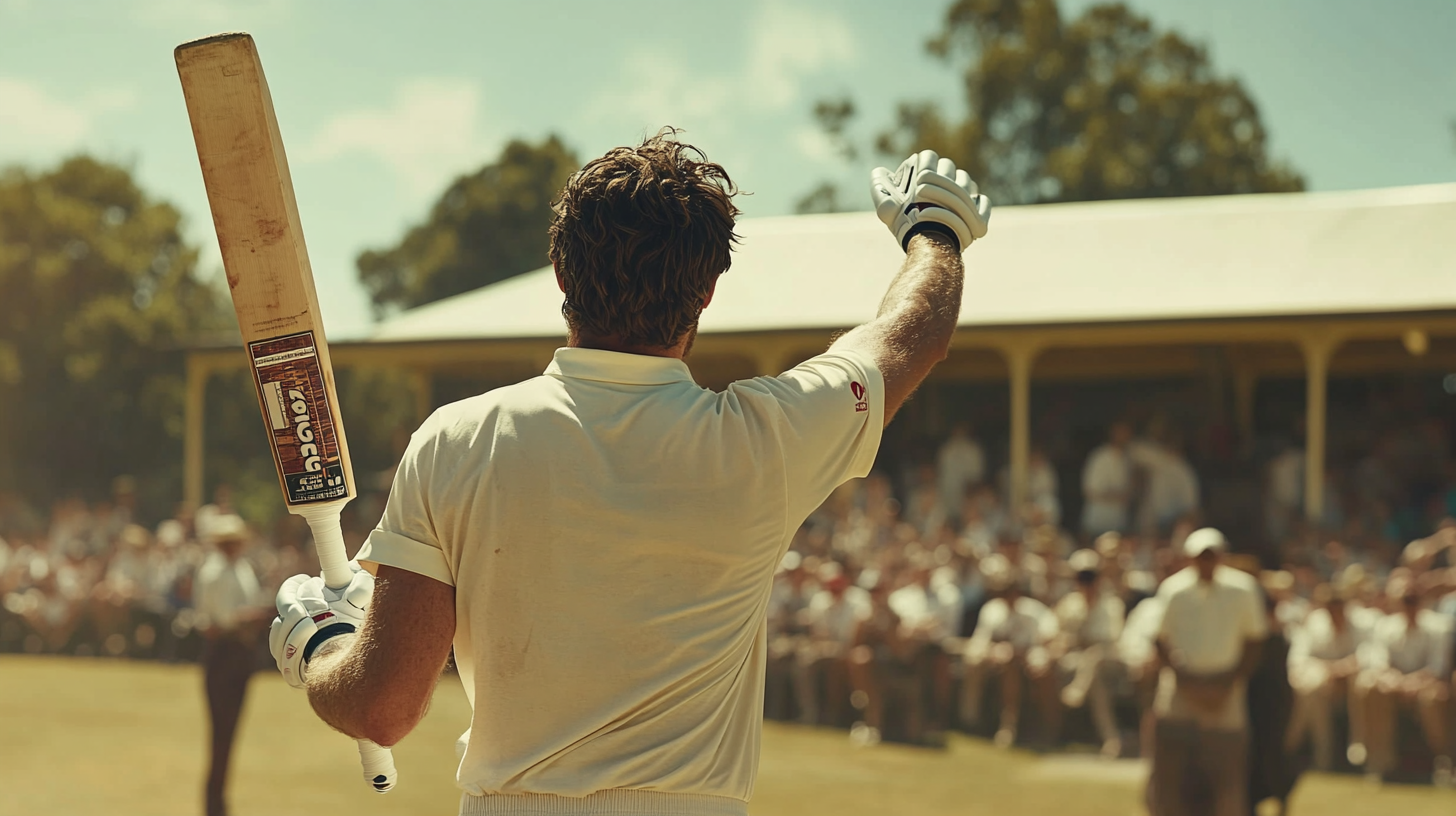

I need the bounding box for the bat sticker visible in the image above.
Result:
[248,331,348,504]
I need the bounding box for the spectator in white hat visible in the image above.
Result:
[960,553,1057,748]
[1284,583,1366,771]
[1053,548,1126,758]
[1147,528,1267,816]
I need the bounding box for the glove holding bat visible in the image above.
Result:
[270,563,374,689]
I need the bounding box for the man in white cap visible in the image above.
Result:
[1148,528,1267,816]
[1053,548,1126,757]
[194,514,269,816]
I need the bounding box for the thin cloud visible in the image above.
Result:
[587,2,856,136]
[746,4,854,110]
[137,0,294,26]
[300,78,501,201]
[0,79,136,161]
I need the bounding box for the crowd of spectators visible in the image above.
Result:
[4,414,1456,796]
[0,483,311,663]
[766,420,1456,794]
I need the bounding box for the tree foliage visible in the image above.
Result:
[357,136,579,313]
[0,156,226,510]
[795,99,860,214]
[803,0,1303,209]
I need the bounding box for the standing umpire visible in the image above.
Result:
[194,514,268,816]
[266,131,990,815]
[1149,529,1268,816]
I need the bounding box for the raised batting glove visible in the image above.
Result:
[871,149,991,252]
[269,562,373,689]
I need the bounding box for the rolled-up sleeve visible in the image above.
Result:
[356,418,454,587]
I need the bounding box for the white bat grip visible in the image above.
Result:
[359,740,398,792]
[295,502,399,793]
[298,503,353,589]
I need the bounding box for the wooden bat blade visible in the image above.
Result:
[176,32,355,507]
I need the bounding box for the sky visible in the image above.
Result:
[1,0,1454,339]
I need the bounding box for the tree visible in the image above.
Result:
[802,0,1303,208]
[357,136,579,314]
[795,99,860,214]
[0,156,227,512]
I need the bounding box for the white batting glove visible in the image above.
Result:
[269,562,373,689]
[871,149,991,252]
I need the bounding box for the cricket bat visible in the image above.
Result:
[175,32,397,794]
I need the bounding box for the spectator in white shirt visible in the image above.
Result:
[1053,549,1126,758]
[1148,529,1267,816]
[1285,585,1366,771]
[1264,441,1304,546]
[794,562,868,727]
[938,423,985,523]
[1353,578,1452,784]
[766,551,814,721]
[1118,586,1165,759]
[1026,446,1061,527]
[92,524,151,656]
[1081,422,1134,538]
[890,562,964,734]
[960,553,1058,748]
[1129,433,1200,537]
[848,575,919,746]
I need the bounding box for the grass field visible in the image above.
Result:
[2,655,1453,816]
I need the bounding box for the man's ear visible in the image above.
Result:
[702,277,718,310]
[554,262,566,294]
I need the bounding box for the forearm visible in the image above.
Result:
[304,635,387,740]
[874,231,964,326]
[304,632,439,747]
[832,232,964,421]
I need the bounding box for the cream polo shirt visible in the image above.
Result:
[194,553,261,633]
[357,347,884,815]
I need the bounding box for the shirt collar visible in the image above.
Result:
[544,347,696,386]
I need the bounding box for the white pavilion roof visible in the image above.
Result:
[368,183,1456,343]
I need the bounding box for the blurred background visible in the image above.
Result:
[1,1,1455,814]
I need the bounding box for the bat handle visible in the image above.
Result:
[297,502,353,589]
[295,502,398,793]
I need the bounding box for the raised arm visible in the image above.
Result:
[831,233,963,425]
[832,149,990,425]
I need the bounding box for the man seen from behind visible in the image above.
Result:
[265,132,990,814]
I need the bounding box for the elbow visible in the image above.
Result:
[357,706,418,748]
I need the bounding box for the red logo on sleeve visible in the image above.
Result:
[850,381,868,413]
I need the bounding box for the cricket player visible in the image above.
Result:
[268,132,989,814]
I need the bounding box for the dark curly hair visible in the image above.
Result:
[549,128,741,349]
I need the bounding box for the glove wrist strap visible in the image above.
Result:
[903,222,961,253]
[303,622,357,664]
